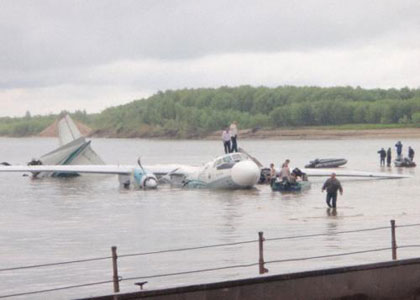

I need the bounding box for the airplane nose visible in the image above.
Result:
[231,160,260,187]
[144,177,158,189]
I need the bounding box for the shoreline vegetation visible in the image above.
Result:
[2,85,420,139]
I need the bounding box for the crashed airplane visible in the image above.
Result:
[25,114,104,177]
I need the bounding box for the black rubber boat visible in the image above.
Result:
[394,157,416,168]
[271,179,311,192]
[305,158,347,168]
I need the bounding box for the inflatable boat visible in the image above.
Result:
[394,157,416,168]
[305,158,347,168]
[271,179,311,192]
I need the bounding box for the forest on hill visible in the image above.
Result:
[2,86,420,138]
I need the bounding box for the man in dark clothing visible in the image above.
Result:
[322,173,343,208]
[395,141,403,159]
[408,146,415,162]
[386,147,392,167]
[377,148,386,166]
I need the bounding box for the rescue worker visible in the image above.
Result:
[408,146,415,162]
[386,147,392,167]
[377,148,386,166]
[395,141,403,159]
[322,173,343,209]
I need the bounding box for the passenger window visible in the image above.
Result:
[232,154,242,162]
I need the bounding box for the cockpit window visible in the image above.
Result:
[214,155,237,167]
[223,156,233,163]
[213,158,223,168]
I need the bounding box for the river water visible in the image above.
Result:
[0,137,419,299]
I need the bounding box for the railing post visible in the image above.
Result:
[111,246,120,293]
[258,232,268,274]
[390,220,397,260]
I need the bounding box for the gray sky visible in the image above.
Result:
[1,0,419,116]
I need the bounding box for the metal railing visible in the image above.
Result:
[1,219,419,298]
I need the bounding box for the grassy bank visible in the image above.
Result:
[2,86,420,138]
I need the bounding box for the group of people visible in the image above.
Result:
[221,121,239,153]
[268,160,343,209]
[268,159,293,183]
[377,147,392,167]
[377,141,415,166]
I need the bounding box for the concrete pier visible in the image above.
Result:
[79,258,420,300]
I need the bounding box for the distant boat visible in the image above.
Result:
[305,158,347,168]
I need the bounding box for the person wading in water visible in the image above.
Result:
[322,173,343,209]
[386,147,392,167]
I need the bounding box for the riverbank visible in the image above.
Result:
[206,127,420,140]
[89,126,420,140]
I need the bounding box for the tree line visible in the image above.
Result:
[2,86,420,138]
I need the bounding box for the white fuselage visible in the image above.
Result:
[187,153,260,189]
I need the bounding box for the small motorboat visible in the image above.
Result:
[271,179,311,192]
[394,157,416,168]
[271,168,311,192]
[305,158,347,168]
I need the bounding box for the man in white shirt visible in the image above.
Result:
[230,121,238,152]
[222,128,231,154]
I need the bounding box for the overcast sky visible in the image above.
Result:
[1,0,419,116]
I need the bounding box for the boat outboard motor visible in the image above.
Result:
[292,168,307,181]
[259,168,271,184]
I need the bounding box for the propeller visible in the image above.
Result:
[137,157,145,173]
[238,147,263,168]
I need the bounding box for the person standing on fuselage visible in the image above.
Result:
[322,173,343,209]
[377,148,386,166]
[222,128,231,154]
[386,147,392,167]
[230,121,238,153]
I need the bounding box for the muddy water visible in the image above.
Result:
[0,137,419,299]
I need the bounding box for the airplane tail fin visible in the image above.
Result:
[58,114,82,146]
[38,114,105,174]
[56,114,105,165]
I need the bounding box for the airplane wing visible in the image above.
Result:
[145,164,200,177]
[302,168,410,179]
[0,165,136,175]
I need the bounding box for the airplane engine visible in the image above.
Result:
[133,168,158,189]
[143,176,158,189]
